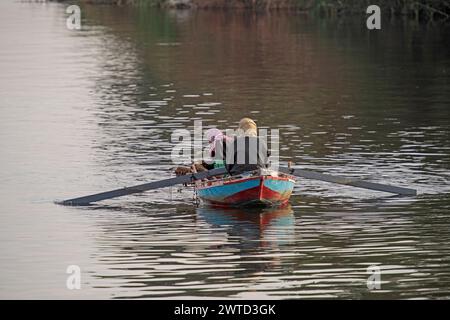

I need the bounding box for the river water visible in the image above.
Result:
[0,0,449,299]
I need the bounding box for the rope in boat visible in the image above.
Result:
[193,186,200,206]
[188,169,200,206]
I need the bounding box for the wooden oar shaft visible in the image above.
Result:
[279,167,417,196]
[57,167,228,206]
[57,165,416,206]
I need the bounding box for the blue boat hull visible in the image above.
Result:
[197,174,295,207]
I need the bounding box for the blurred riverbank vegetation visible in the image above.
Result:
[65,0,450,22]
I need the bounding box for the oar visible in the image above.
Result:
[279,166,417,196]
[56,167,228,206]
[57,165,416,206]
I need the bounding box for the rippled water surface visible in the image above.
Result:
[0,1,449,299]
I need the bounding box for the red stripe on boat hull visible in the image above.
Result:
[200,176,294,207]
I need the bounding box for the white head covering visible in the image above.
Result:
[237,117,257,137]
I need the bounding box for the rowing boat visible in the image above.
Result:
[57,161,417,207]
[195,169,296,207]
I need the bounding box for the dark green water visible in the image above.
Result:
[0,1,449,298]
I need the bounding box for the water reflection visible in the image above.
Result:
[80,5,450,199]
[197,205,295,249]
[88,204,297,299]
[85,196,450,299]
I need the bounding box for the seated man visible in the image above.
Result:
[222,118,269,175]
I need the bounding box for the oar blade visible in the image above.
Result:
[280,167,417,196]
[345,180,417,196]
[57,167,228,206]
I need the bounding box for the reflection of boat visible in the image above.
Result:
[196,170,295,207]
[197,204,295,246]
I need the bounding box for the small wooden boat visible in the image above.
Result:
[196,169,295,207]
